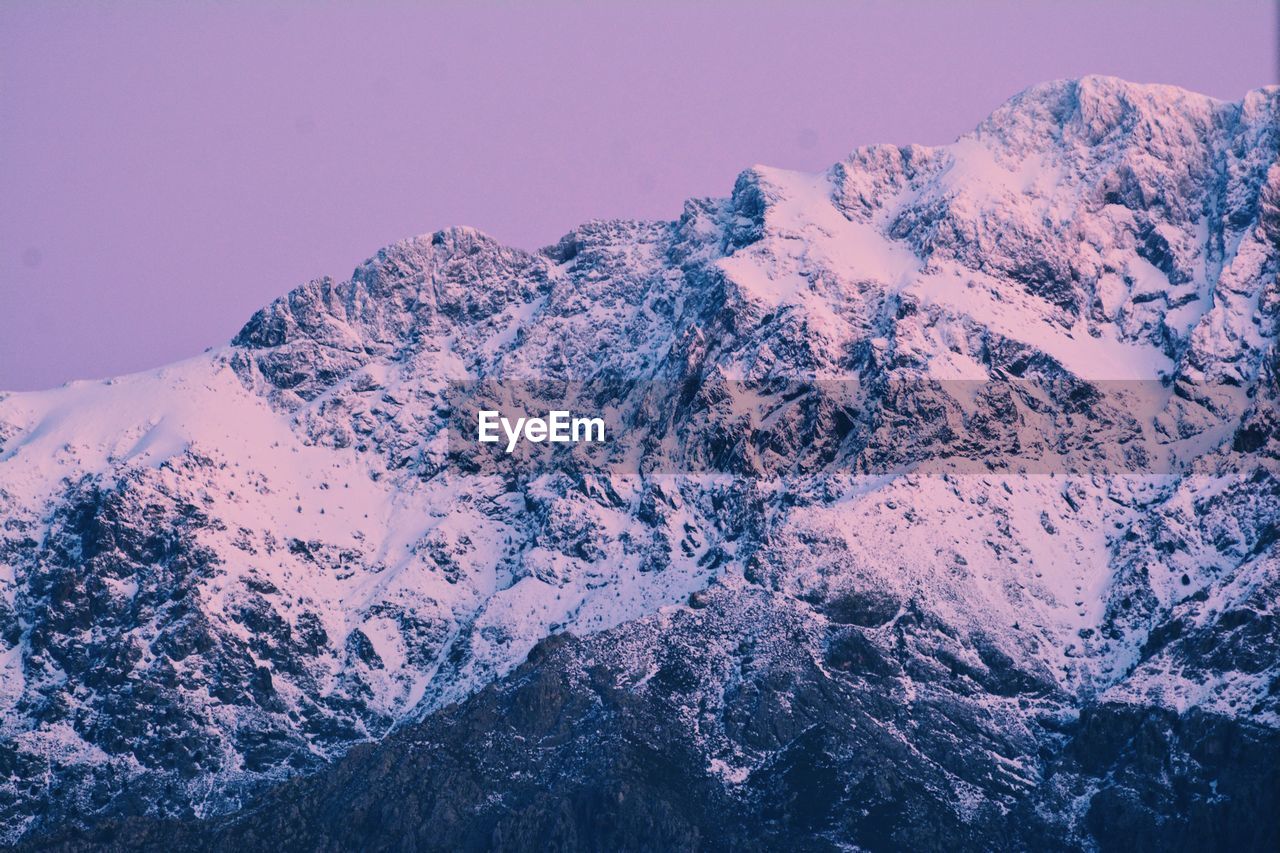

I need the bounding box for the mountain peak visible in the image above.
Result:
[2,74,1278,848]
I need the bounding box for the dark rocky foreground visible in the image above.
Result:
[19,585,1280,852]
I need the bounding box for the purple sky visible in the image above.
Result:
[1,1,1273,391]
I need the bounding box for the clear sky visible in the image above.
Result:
[1,1,1274,390]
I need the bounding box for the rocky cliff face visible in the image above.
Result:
[1,76,1278,850]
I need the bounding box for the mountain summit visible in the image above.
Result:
[2,77,1278,850]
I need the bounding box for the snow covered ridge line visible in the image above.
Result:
[439,377,1272,475]
[0,76,1278,849]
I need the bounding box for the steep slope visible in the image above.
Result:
[1,76,1278,848]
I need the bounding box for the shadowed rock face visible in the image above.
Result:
[18,593,1280,852]
[2,77,1279,850]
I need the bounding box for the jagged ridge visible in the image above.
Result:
[0,76,1278,849]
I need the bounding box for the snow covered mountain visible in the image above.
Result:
[1,76,1278,850]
